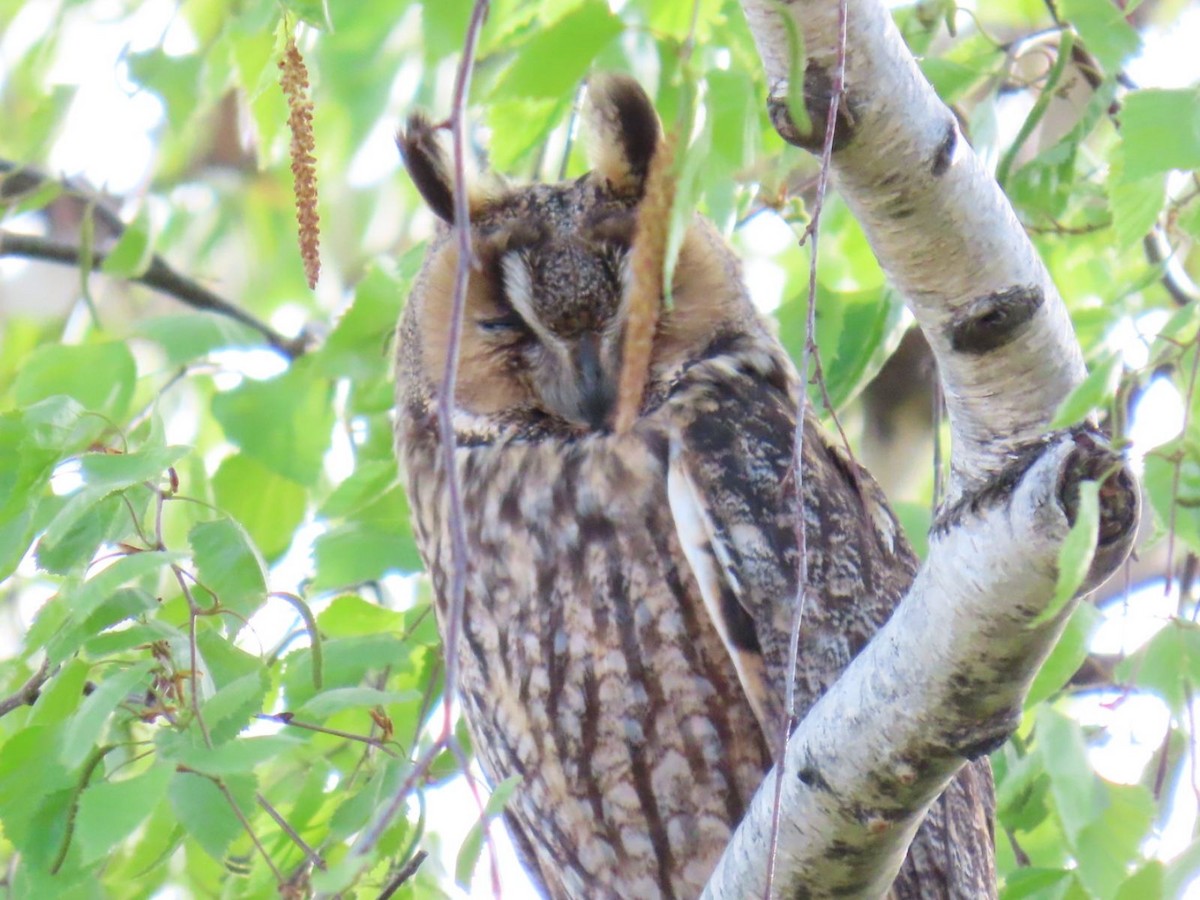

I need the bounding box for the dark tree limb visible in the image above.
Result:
[0,659,52,720]
[0,161,311,359]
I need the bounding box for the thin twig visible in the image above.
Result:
[256,713,400,756]
[256,791,326,870]
[1145,227,1200,307]
[766,0,848,895]
[378,850,428,899]
[171,562,214,749]
[449,734,501,898]
[268,592,324,690]
[51,744,116,873]
[211,777,283,883]
[438,0,490,746]
[348,0,492,877]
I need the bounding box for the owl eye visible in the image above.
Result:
[477,310,530,335]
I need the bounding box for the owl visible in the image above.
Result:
[395,75,995,898]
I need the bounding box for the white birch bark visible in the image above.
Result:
[700,0,1142,895]
[742,0,1086,498]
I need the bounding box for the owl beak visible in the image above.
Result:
[575,333,615,430]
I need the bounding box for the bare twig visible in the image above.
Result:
[1144,227,1200,307]
[378,850,429,899]
[0,657,52,719]
[256,791,326,870]
[256,713,400,755]
[348,0,495,884]
[210,776,283,883]
[767,0,848,895]
[268,592,323,690]
[437,0,490,747]
[0,231,309,358]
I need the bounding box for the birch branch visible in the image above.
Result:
[708,0,1145,895]
[704,433,1138,896]
[741,0,1086,498]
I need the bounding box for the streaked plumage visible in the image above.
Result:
[395,74,994,898]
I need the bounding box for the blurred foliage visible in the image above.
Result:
[0,0,1198,897]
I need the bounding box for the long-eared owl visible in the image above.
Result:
[394,74,995,898]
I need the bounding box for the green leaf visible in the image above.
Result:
[1142,451,1200,556]
[312,263,408,381]
[35,491,127,575]
[1026,603,1099,707]
[0,174,62,216]
[1107,165,1165,251]
[99,212,154,278]
[280,0,332,30]
[212,454,306,561]
[1115,621,1200,713]
[211,363,334,486]
[486,97,567,171]
[1058,0,1141,71]
[196,624,265,689]
[421,0,474,60]
[0,725,74,855]
[14,342,137,420]
[312,521,423,590]
[491,1,622,100]
[43,551,180,663]
[1164,839,1200,898]
[1114,863,1164,900]
[202,671,270,744]
[329,756,410,843]
[1120,88,1200,180]
[1034,480,1099,626]
[133,313,263,366]
[126,49,204,132]
[1050,353,1121,428]
[995,743,1051,832]
[1037,706,1106,844]
[75,764,172,864]
[28,659,91,726]
[171,734,300,776]
[891,501,931,560]
[296,686,419,719]
[168,770,255,861]
[282,634,410,709]
[456,775,522,887]
[316,594,407,638]
[1001,867,1072,898]
[61,661,156,769]
[36,441,186,574]
[188,517,267,620]
[77,443,187,491]
[318,460,397,518]
[1074,782,1154,900]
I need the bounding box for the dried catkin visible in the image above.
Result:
[279,38,320,289]
[613,133,676,435]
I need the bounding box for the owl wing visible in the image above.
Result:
[666,350,910,744]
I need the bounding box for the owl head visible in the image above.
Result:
[395,74,757,435]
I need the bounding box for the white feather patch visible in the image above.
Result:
[667,437,772,733]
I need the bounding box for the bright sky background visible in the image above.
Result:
[4,1,1200,897]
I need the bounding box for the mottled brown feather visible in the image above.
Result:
[395,76,995,899]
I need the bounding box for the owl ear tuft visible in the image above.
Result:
[397,114,456,222]
[398,114,502,222]
[584,73,662,196]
